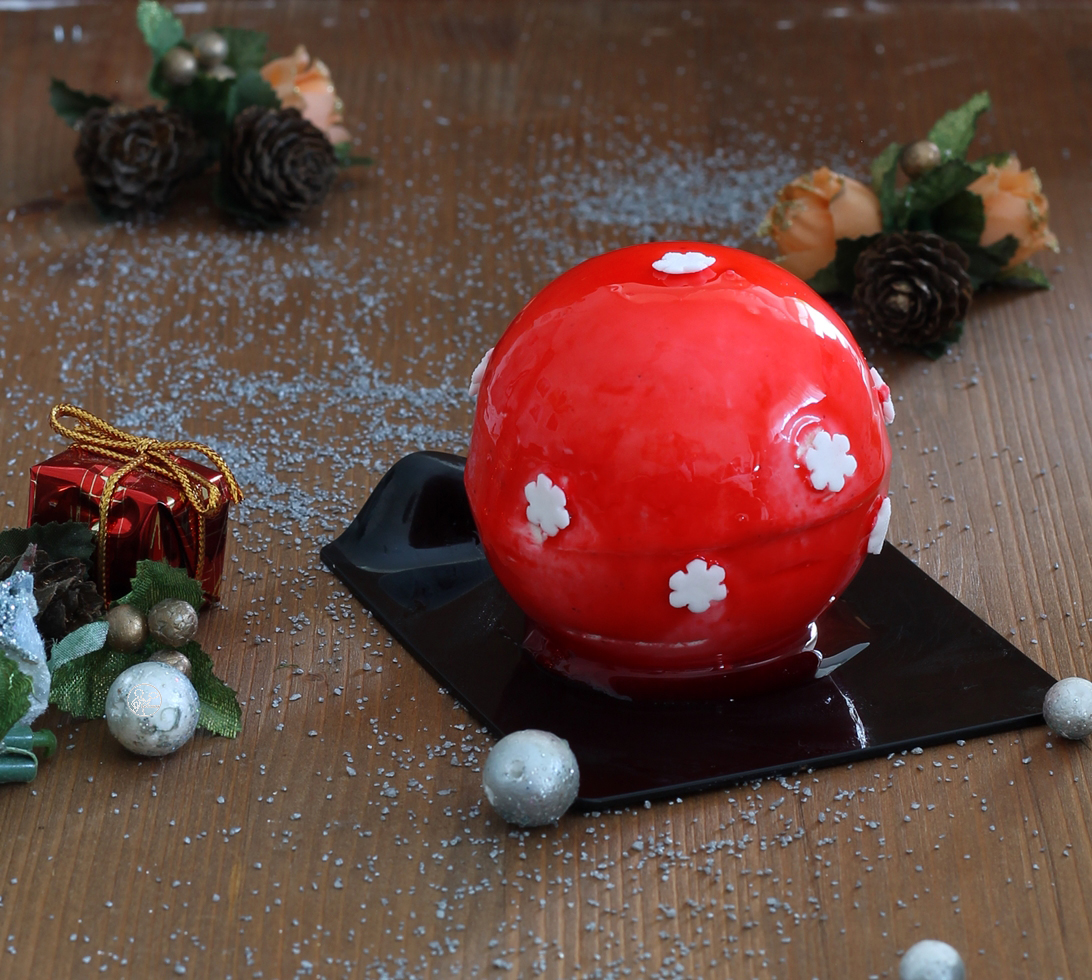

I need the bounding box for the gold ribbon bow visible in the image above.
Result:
[49,404,244,594]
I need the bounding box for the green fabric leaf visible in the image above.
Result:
[48,621,109,675]
[807,234,880,295]
[115,560,204,615]
[49,78,111,127]
[225,69,280,122]
[0,521,95,563]
[927,91,991,161]
[898,159,980,228]
[334,142,373,168]
[917,320,966,361]
[183,642,241,737]
[137,0,185,59]
[870,141,901,231]
[806,261,842,296]
[930,189,986,249]
[962,235,1020,290]
[967,151,1013,176]
[49,647,143,719]
[0,654,33,740]
[219,27,269,74]
[996,262,1051,290]
[213,175,284,229]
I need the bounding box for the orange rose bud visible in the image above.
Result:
[761,167,883,281]
[968,155,1059,268]
[260,45,350,145]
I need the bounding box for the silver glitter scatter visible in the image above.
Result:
[482,729,580,827]
[1042,676,1092,739]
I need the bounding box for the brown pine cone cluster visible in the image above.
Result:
[74,106,201,216]
[853,232,973,350]
[220,106,337,225]
[0,544,103,647]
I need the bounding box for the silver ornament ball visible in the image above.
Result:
[482,729,580,827]
[161,46,199,87]
[148,649,193,679]
[900,139,942,179]
[1043,676,1092,739]
[105,661,200,757]
[899,939,965,980]
[147,598,199,649]
[191,29,229,69]
[105,603,148,654]
[206,63,236,82]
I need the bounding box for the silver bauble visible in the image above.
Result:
[106,661,200,757]
[146,598,199,649]
[899,139,942,179]
[482,729,579,827]
[161,47,199,87]
[1043,676,1092,739]
[148,649,193,679]
[206,64,236,82]
[899,940,965,980]
[191,29,229,69]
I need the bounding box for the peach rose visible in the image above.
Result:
[968,155,1058,268]
[261,45,350,145]
[761,167,883,281]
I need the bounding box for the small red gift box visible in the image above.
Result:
[28,405,243,603]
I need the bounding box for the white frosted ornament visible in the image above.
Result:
[1043,676,1092,739]
[105,661,200,757]
[899,939,965,980]
[482,729,580,827]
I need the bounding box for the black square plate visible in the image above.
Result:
[321,452,1055,808]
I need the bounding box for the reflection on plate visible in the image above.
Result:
[321,452,1055,808]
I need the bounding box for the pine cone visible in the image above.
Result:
[221,106,337,224]
[74,106,200,216]
[0,544,104,647]
[853,232,973,350]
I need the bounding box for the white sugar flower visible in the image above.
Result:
[524,474,570,537]
[867,496,892,555]
[652,251,716,275]
[468,347,494,398]
[802,429,857,493]
[668,559,728,614]
[870,366,895,425]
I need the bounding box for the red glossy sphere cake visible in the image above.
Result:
[465,242,894,699]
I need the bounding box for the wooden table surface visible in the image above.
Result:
[3,2,1092,978]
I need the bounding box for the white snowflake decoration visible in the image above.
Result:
[468,347,494,398]
[870,367,895,425]
[652,251,716,275]
[867,496,892,555]
[668,559,727,614]
[524,474,570,538]
[802,430,857,493]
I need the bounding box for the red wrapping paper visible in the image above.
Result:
[28,446,232,603]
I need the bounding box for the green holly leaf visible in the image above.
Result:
[898,159,980,229]
[917,320,966,361]
[807,234,880,296]
[967,151,1013,176]
[0,521,95,563]
[49,647,144,719]
[48,621,109,675]
[996,262,1051,290]
[218,27,269,74]
[870,141,902,231]
[49,78,111,127]
[927,91,991,162]
[334,141,373,168]
[136,0,185,59]
[961,235,1020,290]
[0,654,32,740]
[225,69,279,122]
[182,642,241,737]
[806,261,841,296]
[115,560,204,615]
[930,188,986,249]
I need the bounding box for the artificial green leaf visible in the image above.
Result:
[806,260,842,296]
[334,141,373,168]
[967,151,1013,176]
[137,0,185,59]
[183,642,241,737]
[962,235,1020,289]
[917,320,965,361]
[48,621,109,675]
[158,70,235,143]
[870,141,902,231]
[930,189,986,249]
[996,262,1051,290]
[115,560,204,615]
[49,78,111,127]
[0,654,32,739]
[213,175,284,229]
[225,69,279,122]
[898,159,980,227]
[219,27,269,74]
[804,234,880,296]
[0,521,95,563]
[49,647,143,719]
[927,91,991,161]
